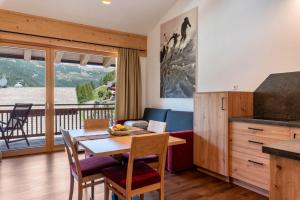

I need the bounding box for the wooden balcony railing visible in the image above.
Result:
[0,104,115,139]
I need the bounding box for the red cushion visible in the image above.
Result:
[167,130,194,172]
[121,153,159,164]
[102,162,161,190]
[85,150,94,158]
[71,156,120,177]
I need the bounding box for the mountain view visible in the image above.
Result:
[0,58,114,87]
[0,58,116,104]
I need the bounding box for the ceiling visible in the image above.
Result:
[0,0,177,35]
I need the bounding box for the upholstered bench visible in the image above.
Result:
[165,110,194,173]
[117,108,194,173]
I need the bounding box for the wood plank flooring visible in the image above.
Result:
[0,152,267,200]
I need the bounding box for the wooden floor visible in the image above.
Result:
[0,152,267,200]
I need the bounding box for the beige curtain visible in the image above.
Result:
[115,48,142,120]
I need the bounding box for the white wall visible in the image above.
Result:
[146,0,300,111]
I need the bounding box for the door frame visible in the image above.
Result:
[0,42,117,157]
[0,42,55,157]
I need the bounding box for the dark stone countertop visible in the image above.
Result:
[229,117,300,128]
[262,139,300,161]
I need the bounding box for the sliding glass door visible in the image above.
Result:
[0,43,117,156]
[53,50,116,146]
[0,43,49,154]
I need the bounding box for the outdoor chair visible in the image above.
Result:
[0,103,32,149]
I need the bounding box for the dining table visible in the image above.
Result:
[68,128,186,156]
[68,128,186,200]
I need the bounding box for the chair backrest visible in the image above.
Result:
[61,129,82,178]
[84,119,109,130]
[126,133,169,191]
[147,120,167,133]
[7,103,32,129]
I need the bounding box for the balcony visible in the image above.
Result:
[0,103,115,151]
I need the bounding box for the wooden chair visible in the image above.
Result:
[61,129,120,200]
[121,120,167,166]
[147,120,167,133]
[83,119,110,157]
[103,133,169,200]
[84,119,109,130]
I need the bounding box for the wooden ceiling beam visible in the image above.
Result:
[80,54,91,66]
[54,51,64,64]
[0,31,147,57]
[24,49,32,61]
[0,31,119,57]
[0,9,147,51]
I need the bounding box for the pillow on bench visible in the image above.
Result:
[124,120,149,129]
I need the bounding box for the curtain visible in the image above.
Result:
[115,48,142,120]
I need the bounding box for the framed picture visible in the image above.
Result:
[160,7,198,98]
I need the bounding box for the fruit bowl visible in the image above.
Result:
[108,124,144,136]
[108,124,131,136]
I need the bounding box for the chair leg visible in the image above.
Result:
[104,181,109,200]
[3,136,9,149]
[140,194,144,200]
[78,182,83,200]
[91,181,94,200]
[159,188,164,200]
[69,175,74,200]
[1,130,10,149]
[125,192,131,200]
[21,128,30,146]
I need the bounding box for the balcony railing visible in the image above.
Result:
[0,104,115,139]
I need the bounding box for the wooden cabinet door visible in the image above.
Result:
[194,92,228,176]
[270,156,300,200]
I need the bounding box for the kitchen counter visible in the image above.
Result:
[262,139,300,161]
[229,117,300,128]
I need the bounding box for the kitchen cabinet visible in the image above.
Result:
[193,92,253,176]
[229,122,290,190]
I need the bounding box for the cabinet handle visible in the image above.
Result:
[248,160,264,166]
[221,97,225,110]
[293,133,297,139]
[248,140,264,145]
[248,127,264,132]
